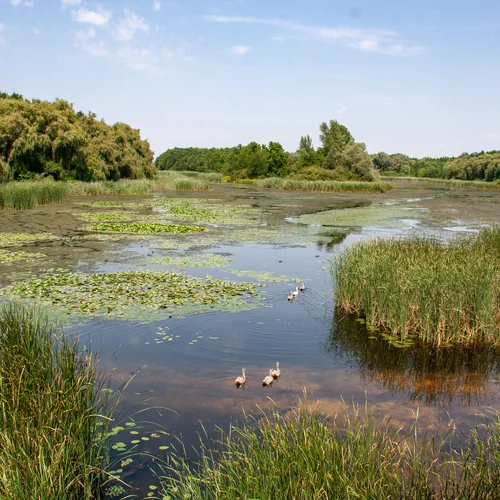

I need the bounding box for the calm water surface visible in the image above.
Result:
[1,181,499,496]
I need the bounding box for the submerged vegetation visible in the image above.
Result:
[0,303,112,499]
[162,402,500,500]
[333,227,500,346]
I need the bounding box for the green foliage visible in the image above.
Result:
[0,303,113,499]
[0,93,155,182]
[91,222,205,234]
[160,402,500,499]
[444,150,500,181]
[372,152,413,175]
[0,179,67,209]
[333,227,500,346]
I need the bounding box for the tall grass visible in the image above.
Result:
[0,303,113,499]
[0,179,68,209]
[160,401,500,499]
[233,177,394,193]
[382,176,500,190]
[333,227,500,346]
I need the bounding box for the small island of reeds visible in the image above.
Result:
[332,227,500,347]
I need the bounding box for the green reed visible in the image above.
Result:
[159,401,500,499]
[0,303,114,499]
[333,228,500,346]
[234,177,394,193]
[383,176,500,189]
[173,179,211,191]
[0,180,68,209]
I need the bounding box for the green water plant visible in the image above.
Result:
[0,303,114,499]
[91,222,205,234]
[0,249,46,264]
[333,227,500,346]
[0,179,68,210]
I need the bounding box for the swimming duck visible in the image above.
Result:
[271,362,280,379]
[287,291,294,301]
[262,369,274,387]
[299,282,305,291]
[292,287,299,297]
[235,368,246,387]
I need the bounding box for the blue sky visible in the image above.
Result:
[1,0,499,158]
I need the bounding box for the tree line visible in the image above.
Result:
[0,92,155,182]
[156,120,378,182]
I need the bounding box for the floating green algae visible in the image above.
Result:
[75,211,137,223]
[91,222,205,234]
[154,253,232,269]
[0,232,59,248]
[0,249,46,264]
[0,271,264,320]
[228,269,302,283]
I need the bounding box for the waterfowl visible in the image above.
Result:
[287,291,294,301]
[271,362,280,379]
[299,282,305,291]
[235,368,246,387]
[292,287,299,297]
[262,369,273,387]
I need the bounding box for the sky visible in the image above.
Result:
[1,0,499,158]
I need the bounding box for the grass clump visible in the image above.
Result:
[173,178,211,191]
[0,303,112,499]
[333,227,500,346]
[160,402,500,499]
[0,179,68,209]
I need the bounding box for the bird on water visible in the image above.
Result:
[262,369,274,387]
[235,368,246,388]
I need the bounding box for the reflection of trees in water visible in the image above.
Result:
[315,232,347,252]
[326,314,500,407]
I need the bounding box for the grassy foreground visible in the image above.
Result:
[0,303,113,499]
[160,402,500,499]
[333,227,500,346]
[0,179,68,209]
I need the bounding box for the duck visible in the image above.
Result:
[292,287,299,297]
[299,282,305,291]
[262,369,274,387]
[235,368,246,388]
[271,362,280,379]
[287,290,294,301]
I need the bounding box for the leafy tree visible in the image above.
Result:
[266,141,288,177]
[296,135,317,168]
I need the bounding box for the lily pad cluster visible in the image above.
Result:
[154,253,232,269]
[91,222,205,234]
[0,249,46,264]
[1,270,262,317]
[0,232,58,247]
[74,211,136,222]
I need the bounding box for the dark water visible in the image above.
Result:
[1,181,500,496]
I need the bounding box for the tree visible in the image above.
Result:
[319,120,353,161]
[296,135,317,168]
[267,141,288,177]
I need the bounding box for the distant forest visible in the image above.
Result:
[0,92,155,182]
[156,122,500,183]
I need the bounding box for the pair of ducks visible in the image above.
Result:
[288,282,305,301]
[235,362,280,388]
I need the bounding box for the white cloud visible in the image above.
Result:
[74,27,108,57]
[231,44,251,55]
[32,27,41,35]
[0,22,4,43]
[10,0,22,6]
[116,47,158,72]
[62,0,81,6]
[205,15,424,56]
[153,1,161,11]
[71,7,111,26]
[336,106,347,115]
[24,0,34,6]
[484,133,499,141]
[114,10,149,41]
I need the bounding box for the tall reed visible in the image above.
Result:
[159,401,500,499]
[0,303,113,499]
[0,180,68,209]
[382,176,500,189]
[332,227,500,346]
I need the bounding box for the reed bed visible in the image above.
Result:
[333,227,500,346]
[0,179,68,209]
[176,171,224,182]
[234,177,394,193]
[0,303,113,499]
[383,176,500,189]
[160,402,500,499]
[173,178,211,191]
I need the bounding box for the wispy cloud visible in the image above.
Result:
[231,44,251,55]
[205,15,424,56]
[74,27,108,57]
[10,0,22,6]
[62,0,81,6]
[0,22,5,43]
[153,1,161,11]
[336,106,347,115]
[71,7,111,26]
[114,10,149,41]
[484,132,499,141]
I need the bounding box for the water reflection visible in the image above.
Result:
[326,314,500,407]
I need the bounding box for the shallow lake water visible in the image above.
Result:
[1,180,500,497]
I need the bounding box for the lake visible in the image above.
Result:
[1,180,499,497]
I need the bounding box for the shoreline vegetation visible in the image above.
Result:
[333,227,500,347]
[0,303,114,499]
[161,401,500,500]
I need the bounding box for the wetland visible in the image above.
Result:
[1,180,500,498]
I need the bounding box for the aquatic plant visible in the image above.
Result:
[0,232,59,247]
[160,401,500,499]
[0,179,68,209]
[333,227,500,346]
[0,249,46,264]
[173,178,211,191]
[383,176,500,190]
[0,303,114,499]
[0,271,262,319]
[91,221,205,234]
